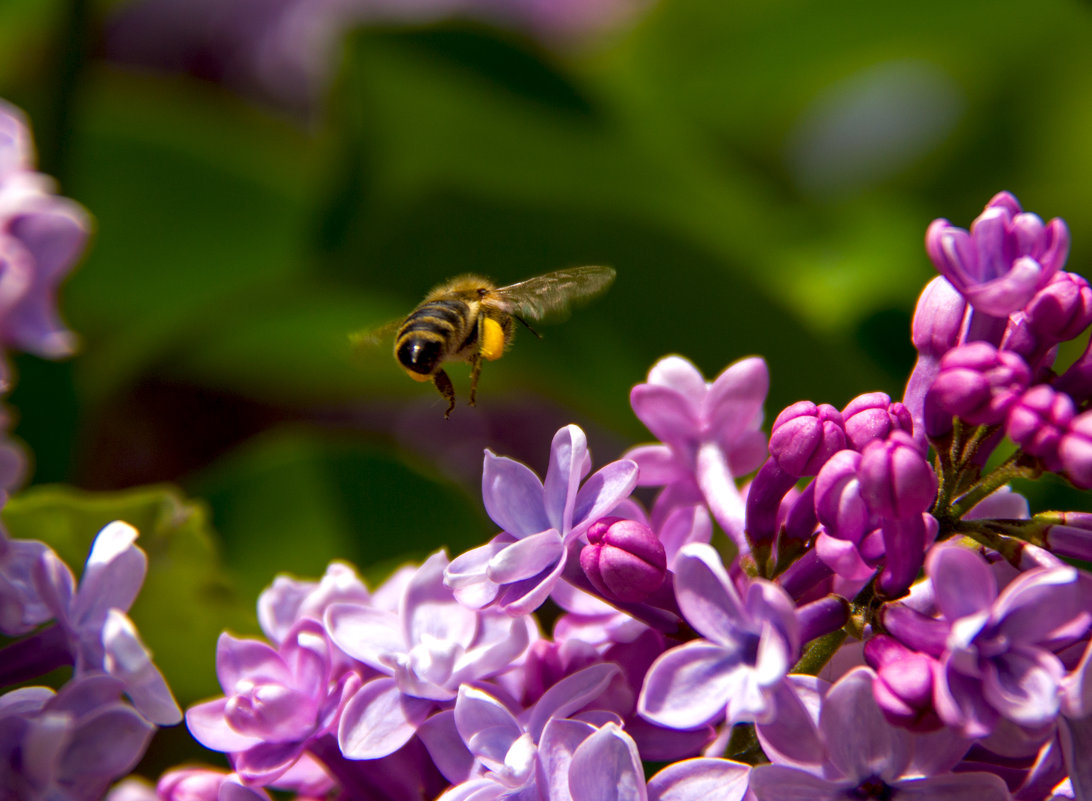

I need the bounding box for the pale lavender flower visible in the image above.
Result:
[749,667,1010,801]
[0,99,91,391]
[324,550,533,759]
[926,191,1068,319]
[423,663,622,797]
[883,545,1091,738]
[445,424,638,615]
[186,618,358,783]
[626,355,769,549]
[0,675,156,801]
[28,521,180,725]
[257,560,370,645]
[0,527,52,636]
[638,543,799,728]
[646,757,751,801]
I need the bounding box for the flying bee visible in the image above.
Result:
[356,265,615,417]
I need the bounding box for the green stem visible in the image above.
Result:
[950,459,1038,520]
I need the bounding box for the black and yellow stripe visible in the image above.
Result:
[395,299,476,376]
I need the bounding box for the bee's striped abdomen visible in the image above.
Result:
[395,299,474,377]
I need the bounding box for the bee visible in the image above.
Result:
[358,265,615,417]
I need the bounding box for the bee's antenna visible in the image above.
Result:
[514,314,542,339]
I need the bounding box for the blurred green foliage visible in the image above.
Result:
[2,0,1092,777]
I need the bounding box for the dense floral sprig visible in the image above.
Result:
[5,174,1092,797]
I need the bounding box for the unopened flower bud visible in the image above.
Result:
[1059,410,1092,489]
[580,517,666,603]
[927,342,1030,426]
[1025,271,1092,345]
[1006,385,1075,471]
[858,432,937,520]
[814,450,868,543]
[910,276,968,359]
[769,401,846,477]
[841,392,913,451]
[864,635,941,731]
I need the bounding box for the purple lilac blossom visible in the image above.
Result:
[925,191,1068,319]
[155,768,273,801]
[638,543,799,728]
[749,667,1010,801]
[0,676,156,801]
[927,341,1031,426]
[0,99,90,391]
[26,521,180,725]
[580,516,667,603]
[444,424,638,616]
[1006,385,1074,472]
[324,550,534,759]
[186,617,360,784]
[625,355,769,550]
[883,545,1091,739]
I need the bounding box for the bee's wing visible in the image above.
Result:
[349,318,402,354]
[487,265,616,323]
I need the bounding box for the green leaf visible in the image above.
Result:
[2,483,252,705]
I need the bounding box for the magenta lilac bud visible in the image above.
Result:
[925,191,1069,317]
[768,401,846,477]
[910,276,968,359]
[841,392,914,451]
[1025,271,1092,345]
[580,517,667,603]
[1006,385,1075,471]
[864,635,941,731]
[927,342,1030,426]
[814,449,868,543]
[858,431,937,520]
[1059,410,1092,489]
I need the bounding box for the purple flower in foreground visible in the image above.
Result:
[156,767,272,801]
[638,543,799,728]
[0,528,52,636]
[0,99,91,390]
[425,664,623,799]
[749,668,1010,801]
[186,618,357,783]
[30,521,180,725]
[927,341,1031,426]
[580,516,667,603]
[325,550,533,759]
[883,545,1091,738]
[625,355,769,548]
[445,424,638,615]
[925,191,1068,318]
[0,676,156,801]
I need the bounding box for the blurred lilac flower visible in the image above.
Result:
[0,675,156,801]
[864,634,942,731]
[1024,270,1092,346]
[1058,408,1092,489]
[324,550,532,759]
[638,543,799,728]
[104,0,655,116]
[186,618,358,783]
[626,355,768,549]
[925,191,1068,318]
[0,527,52,636]
[28,521,180,725]
[580,516,666,604]
[883,545,1091,738]
[0,99,91,391]
[445,424,637,615]
[749,667,1010,801]
[1060,638,1092,800]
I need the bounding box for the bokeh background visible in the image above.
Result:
[2,0,1091,780]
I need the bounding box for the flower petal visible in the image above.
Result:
[638,640,739,729]
[631,384,700,453]
[571,459,639,537]
[543,425,591,534]
[323,603,404,671]
[748,764,839,801]
[927,544,996,621]
[647,757,750,801]
[820,667,908,782]
[337,678,433,759]
[488,531,564,585]
[672,544,746,645]
[568,723,646,801]
[482,451,549,537]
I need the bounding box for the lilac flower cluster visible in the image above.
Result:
[123,190,1092,801]
[0,100,90,495]
[0,99,178,801]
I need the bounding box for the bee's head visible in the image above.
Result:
[397,337,442,380]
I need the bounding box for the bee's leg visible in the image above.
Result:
[468,353,483,407]
[433,369,456,418]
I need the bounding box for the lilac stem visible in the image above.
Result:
[0,623,73,686]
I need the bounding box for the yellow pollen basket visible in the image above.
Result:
[481,317,506,361]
